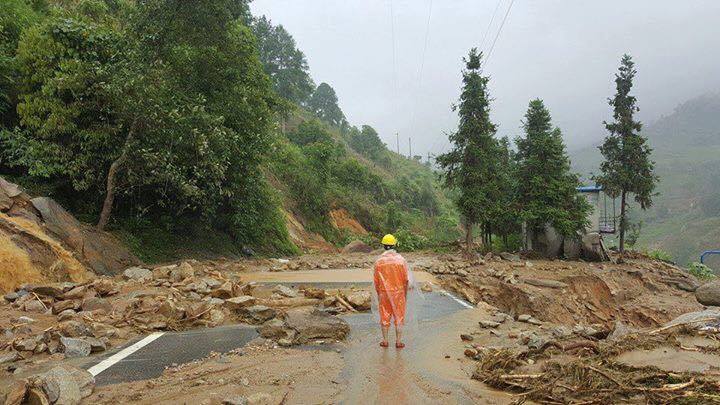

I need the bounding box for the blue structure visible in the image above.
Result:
[700,250,720,264]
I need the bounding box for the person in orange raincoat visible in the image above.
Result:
[373,234,412,348]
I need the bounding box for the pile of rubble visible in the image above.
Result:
[468,309,720,403]
[4,365,95,405]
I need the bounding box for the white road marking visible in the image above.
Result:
[437,289,474,309]
[87,332,165,377]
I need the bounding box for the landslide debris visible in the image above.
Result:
[426,252,702,328]
[0,176,139,293]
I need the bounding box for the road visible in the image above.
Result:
[81,268,513,403]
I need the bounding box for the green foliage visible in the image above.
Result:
[688,262,715,281]
[394,227,430,252]
[515,99,590,237]
[288,120,334,146]
[595,54,658,252]
[348,125,389,165]
[437,49,506,248]
[648,249,673,263]
[252,16,314,105]
[308,82,346,127]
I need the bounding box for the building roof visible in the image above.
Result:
[576,185,602,192]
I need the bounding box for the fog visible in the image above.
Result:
[250,0,720,157]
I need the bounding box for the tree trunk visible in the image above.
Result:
[618,189,627,254]
[465,222,474,253]
[97,127,135,231]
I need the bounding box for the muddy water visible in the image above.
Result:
[339,309,514,404]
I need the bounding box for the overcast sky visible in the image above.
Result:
[250,0,720,157]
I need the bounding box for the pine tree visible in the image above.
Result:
[595,54,657,253]
[515,99,590,243]
[437,49,503,252]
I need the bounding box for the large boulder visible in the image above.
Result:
[240,305,276,324]
[283,309,350,343]
[36,366,95,404]
[123,267,153,282]
[341,240,373,254]
[31,197,140,275]
[344,291,371,310]
[696,280,720,306]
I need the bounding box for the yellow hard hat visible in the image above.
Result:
[381,234,397,246]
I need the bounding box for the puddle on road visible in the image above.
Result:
[616,346,720,373]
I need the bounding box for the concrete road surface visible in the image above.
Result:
[83,274,470,387]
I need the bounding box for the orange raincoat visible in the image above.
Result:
[373,250,410,327]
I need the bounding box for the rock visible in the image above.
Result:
[257,318,294,340]
[81,297,112,312]
[92,279,118,296]
[663,308,720,330]
[344,291,371,311]
[27,284,68,298]
[17,316,35,324]
[14,336,40,352]
[232,282,255,298]
[84,337,107,353]
[551,326,573,339]
[58,321,93,338]
[157,300,185,320]
[52,300,79,314]
[696,280,720,306]
[169,262,195,282]
[572,324,599,337]
[225,296,257,311]
[464,348,478,358]
[59,337,91,357]
[203,278,222,290]
[185,279,210,294]
[517,314,532,322]
[209,309,225,325]
[57,309,76,321]
[492,313,511,324]
[211,282,234,299]
[499,252,521,262]
[460,334,474,341]
[608,320,636,341]
[223,396,248,405]
[283,309,350,343]
[341,240,373,254]
[419,283,433,293]
[38,366,95,404]
[26,387,50,405]
[152,264,176,280]
[61,286,88,300]
[123,267,153,282]
[23,299,47,313]
[273,285,297,298]
[524,333,546,350]
[479,320,500,329]
[31,196,140,275]
[4,380,27,405]
[527,317,543,326]
[302,287,326,299]
[0,352,20,364]
[523,278,568,289]
[240,305,277,324]
[4,292,20,302]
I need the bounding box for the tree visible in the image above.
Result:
[437,49,503,252]
[594,54,657,253]
[349,125,388,164]
[490,136,521,248]
[308,82,346,127]
[252,16,315,105]
[515,99,590,241]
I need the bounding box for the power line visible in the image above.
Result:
[485,0,515,65]
[479,0,504,52]
[407,0,434,155]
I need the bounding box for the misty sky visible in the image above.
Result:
[250,1,720,157]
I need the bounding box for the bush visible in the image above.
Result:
[393,227,430,252]
[648,249,673,263]
[688,262,715,280]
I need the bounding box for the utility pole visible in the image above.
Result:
[396,133,400,155]
[408,137,412,159]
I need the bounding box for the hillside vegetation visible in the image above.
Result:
[572,93,720,266]
[0,0,458,262]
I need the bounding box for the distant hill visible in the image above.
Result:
[571,93,720,267]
